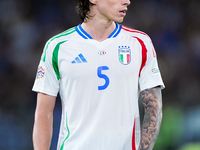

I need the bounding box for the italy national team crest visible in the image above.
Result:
[118,46,131,65]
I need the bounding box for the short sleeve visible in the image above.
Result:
[32,41,59,96]
[138,37,165,91]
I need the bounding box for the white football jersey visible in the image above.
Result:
[32,23,164,150]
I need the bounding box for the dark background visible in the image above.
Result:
[0,0,200,149]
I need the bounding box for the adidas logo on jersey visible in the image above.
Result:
[71,53,87,64]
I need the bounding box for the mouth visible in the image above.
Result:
[119,9,127,16]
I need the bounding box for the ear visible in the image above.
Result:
[89,0,98,5]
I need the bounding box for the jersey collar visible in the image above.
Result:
[75,23,122,39]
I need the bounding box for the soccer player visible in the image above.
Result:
[32,0,165,150]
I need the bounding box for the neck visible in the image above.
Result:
[81,18,116,42]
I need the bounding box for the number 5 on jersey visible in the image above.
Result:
[97,66,110,90]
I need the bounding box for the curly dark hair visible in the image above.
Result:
[76,0,94,22]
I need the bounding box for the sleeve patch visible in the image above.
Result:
[151,68,159,75]
[36,66,45,80]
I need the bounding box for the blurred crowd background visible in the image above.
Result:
[0,0,200,149]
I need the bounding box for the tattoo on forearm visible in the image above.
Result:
[139,87,162,150]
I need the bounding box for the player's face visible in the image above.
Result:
[94,0,131,23]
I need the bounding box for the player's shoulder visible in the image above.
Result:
[41,27,77,61]
[46,27,77,46]
[121,25,151,40]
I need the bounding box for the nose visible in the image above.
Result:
[122,0,131,6]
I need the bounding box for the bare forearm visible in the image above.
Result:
[33,112,53,150]
[33,93,56,150]
[139,87,162,150]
